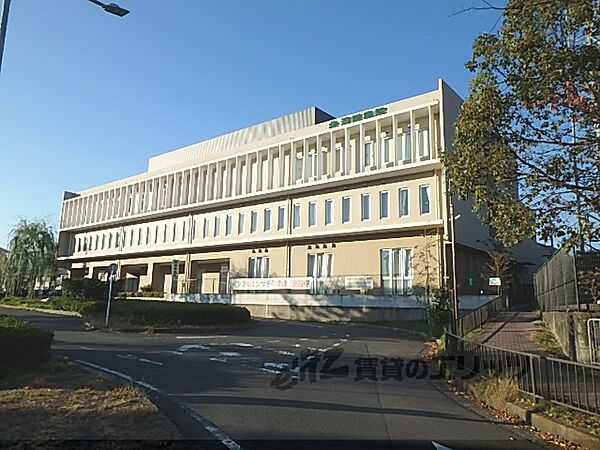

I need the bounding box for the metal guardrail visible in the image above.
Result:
[445,332,600,416]
[457,295,504,336]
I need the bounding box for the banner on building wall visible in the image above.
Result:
[344,276,374,290]
[230,277,313,291]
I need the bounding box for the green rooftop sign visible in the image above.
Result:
[329,107,388,129]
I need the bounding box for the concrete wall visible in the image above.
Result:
[543,311,600,363]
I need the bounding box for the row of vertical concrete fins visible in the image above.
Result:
[147,107,335,172]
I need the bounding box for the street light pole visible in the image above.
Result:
[0,0,12,76]
[449,201,460,334]
[0,0,129,77]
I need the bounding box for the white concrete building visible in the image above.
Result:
[57,80,542,319]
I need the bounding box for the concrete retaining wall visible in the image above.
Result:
[543,311,600,364]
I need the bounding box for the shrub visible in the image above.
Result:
[110,299,251,326]
[117,291,165,299]
[0,315,54,368]
[62,278,107,301]
[427,287,452,336]
[139,284,153,293]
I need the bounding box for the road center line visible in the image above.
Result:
[74,359,242,450]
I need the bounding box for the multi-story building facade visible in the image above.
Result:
[58,80,502,310]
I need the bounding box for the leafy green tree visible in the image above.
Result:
[445,0,599,248]
[4,218,57,298]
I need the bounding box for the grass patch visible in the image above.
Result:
[539,400,600,436]
[533,323,567,358]
[0,358,180,441]
[472,376,519,410]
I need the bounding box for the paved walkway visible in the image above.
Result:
[472,311,546,354]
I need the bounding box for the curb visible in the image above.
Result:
[0,304,82,317]
[449,371,600,449]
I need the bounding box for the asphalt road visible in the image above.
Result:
[0,308,552,450]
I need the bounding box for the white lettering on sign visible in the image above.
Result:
[489,277,502,286]
[230,277,313,291]
[344,276,374,290]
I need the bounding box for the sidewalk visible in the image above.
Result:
[471,311,546,355]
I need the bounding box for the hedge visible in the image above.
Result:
[0,315,54,368]
[109,299,251,326]
[0,297,104,315]
[61,278,107,301]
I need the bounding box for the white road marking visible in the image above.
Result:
[230,343,253,347]
[177,344,211,352]
[163,350,184,356]
[219,352,241,357]
[175,335,228,339]
[79,346,93,350]
[259,368,281,374]
[210,357,228,363]
[74,359,242,450]
[263,362,289,370]
[117,354,163,366]
[266,339,281,343]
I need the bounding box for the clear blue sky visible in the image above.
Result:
[0,0,502,248]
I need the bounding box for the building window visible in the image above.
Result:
[295,153,303,182]
[101,234,106,249]
[380,248,413,295]
[250,211,258,233]
[154,225,159,244]
[334,145,343,173]
[172,223,177,242]
[325,199,333,225]
[308,150,317,178]
[248,256,269,278]
[214,216,221,237]
[138,227,142,246]
[308,253,333,293]
[361,193,371,221]
[399,188,409,217]
[364,140,375,168]
[308,201,317,227]
[419,185,431,215]
[277,206,286,230]
[203,218,210,239]
[192,219,197,240]
[321,147,329,175]
[380,191,389,219]
[226,214,233,236]
[397,130,412,162]
[146,227,150,245]
[182,221,187,241]
[381,136,393,164]
[293,203,301,229]
[95,235,99,250]
[417,127,430,160]
[342,196,351,224]
[129,229,134,247]
[238,212,245,235]
[108,233,113,249]
[163,224,168,243]
[264,209,272,232]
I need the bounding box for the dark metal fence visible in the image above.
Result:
[534,248,600,311]
[445,332,600,416]
[457,296,504,336]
